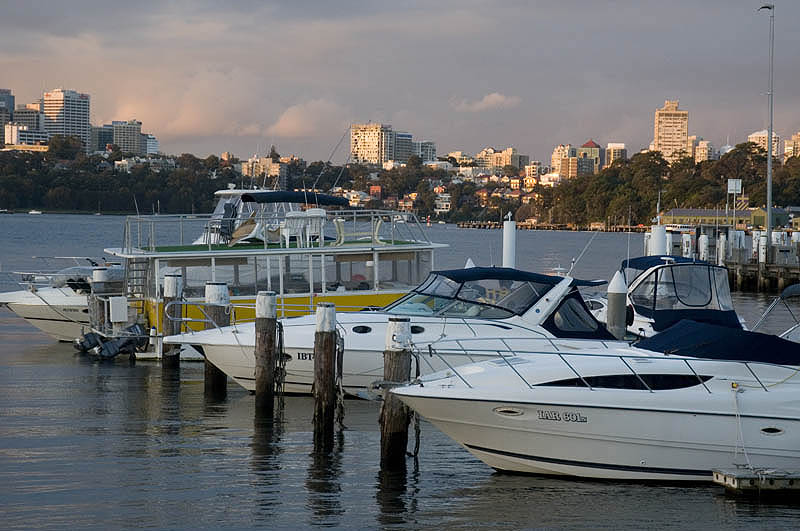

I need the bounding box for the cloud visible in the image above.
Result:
[452,93,521,113]
[267,99,350,138]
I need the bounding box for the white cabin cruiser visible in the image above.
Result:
[0,262,123,341]
[587,255,741,338]
[164,267,617,394]
[393,327,800,482]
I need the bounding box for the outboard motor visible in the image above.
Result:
[73,331,104,352]
[85,324,149,359]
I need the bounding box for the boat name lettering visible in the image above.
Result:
[537,410,587,423]
[297,352,315,361]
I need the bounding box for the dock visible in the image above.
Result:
[713,468,800,497]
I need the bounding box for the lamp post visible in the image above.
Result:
[759,3,775,259]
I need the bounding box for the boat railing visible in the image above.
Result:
[120,208,432,254]
[162,300,379,335]
[421,337,800,393]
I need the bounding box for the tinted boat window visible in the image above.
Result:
[538,374,712,390]
[552,298,599,333]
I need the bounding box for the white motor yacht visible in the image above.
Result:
[586,255,741,338]
[164,267,618,394]
[0,263,122,341]
[393,329,800,482]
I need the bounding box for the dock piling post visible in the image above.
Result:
[162,273,183,370]
[204,282,229,400]
[606,271,627,340]
[254,291,278,417]
[313,302,337,451]
[380,316,412,470]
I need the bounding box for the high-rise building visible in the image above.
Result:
[0,106,11,146]
[144,134,159,155]
[350,123,395,164]
[559,156,578,179]
[551,144,575,176]
[686,135,698,161]
[0,89,14,117]
[393,131,413,163]
[785,132,800,162]
[43,88,90,150]
[576,139,604,174]
[413,141,436,162]
[748,129,781,158]
[605,143,627,167]
[112,119,143,154]
[652,100,689,164]
[695,140,717,163]
[13,105,44,131]
[91,124,114,151]
[4,123,50,145]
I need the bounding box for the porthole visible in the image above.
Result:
[761,427,784,435]
[493,406,524,417]
[411,325,425,334]
[352,325,372,334]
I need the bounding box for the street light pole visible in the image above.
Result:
[760,3,775,259]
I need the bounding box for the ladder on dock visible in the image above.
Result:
[125,257,149,298]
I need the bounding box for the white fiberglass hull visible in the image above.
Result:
[394,384,800,482]
[0,287,89,341]
[166,312,613,394]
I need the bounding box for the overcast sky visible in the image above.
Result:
[2,1,799,162]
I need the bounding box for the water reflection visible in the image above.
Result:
[250,416,284,522]
[305,431,345,525]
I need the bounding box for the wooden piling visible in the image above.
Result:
[313,302,337,452]
[161,273,183,370]
[380,317,412,470]
[254,291,278,417]
[204,282,229,399]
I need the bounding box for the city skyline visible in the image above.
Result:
[3,1,800,161]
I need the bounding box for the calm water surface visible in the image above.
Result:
[1,214,799,529]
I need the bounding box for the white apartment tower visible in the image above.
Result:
[550,144,575,176]
[43,88,91,150]
[695,140,717,163]
[652,100,688,164]
[747,129,781,158]
[605,143,627,167]
[350,123,395,164]
[785,132,800,162]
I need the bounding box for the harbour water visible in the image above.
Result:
[1,214,799,529]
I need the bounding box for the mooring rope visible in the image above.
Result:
[335,330,346,429]
[274,321,287,418]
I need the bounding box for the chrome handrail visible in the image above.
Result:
[421,337,800,394]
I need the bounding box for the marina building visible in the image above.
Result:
[652,100,688,164]
[747,129,780,158]
[43,88,91,151]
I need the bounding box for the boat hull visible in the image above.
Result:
[199,343,500,394]
[2,288,89,341]
[395,390,800,482]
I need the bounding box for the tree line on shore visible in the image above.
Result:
[1,136,799,226]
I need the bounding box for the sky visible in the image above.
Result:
[2,0,799,163]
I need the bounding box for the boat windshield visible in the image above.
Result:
[384,273,554,318]
[629,264,734,312]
